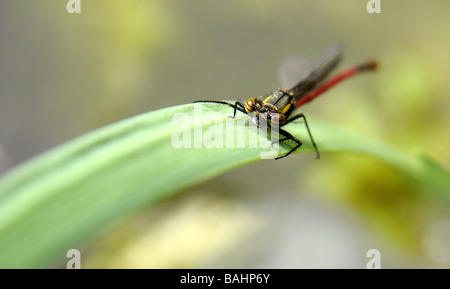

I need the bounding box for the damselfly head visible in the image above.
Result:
[245,98,256,112]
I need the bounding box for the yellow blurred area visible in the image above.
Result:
[84,194,263,268]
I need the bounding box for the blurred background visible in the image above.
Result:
[0,0,449,268]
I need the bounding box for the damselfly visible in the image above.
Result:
[195,45,377,159]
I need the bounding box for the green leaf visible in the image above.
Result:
[0,103,448,268]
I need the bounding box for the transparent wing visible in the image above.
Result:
[278,45,343,97]
[308,44,343,85]
[278,56,314,89]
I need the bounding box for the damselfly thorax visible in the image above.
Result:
[245,89,295,127]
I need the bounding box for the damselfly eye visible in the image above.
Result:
[245,98,256,112]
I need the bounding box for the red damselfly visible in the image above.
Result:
[195,45,377,159]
